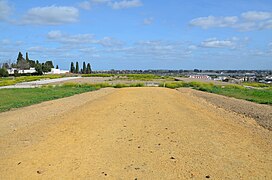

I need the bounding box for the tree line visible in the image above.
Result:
[70,61,92,74]
[0,52,56,77]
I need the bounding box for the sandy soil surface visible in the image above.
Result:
[177,88,272,131]
[0,87,271,179]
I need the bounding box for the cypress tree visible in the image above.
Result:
[26,52,29,62]
[83,62,86,74]
[70,62,75,73]
[75,62,79,74]
[56,65,59,69]
[86,63,91,74]
[16,52,24,64]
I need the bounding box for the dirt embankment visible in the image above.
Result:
[177,88,272,131]
[0,88,271,179]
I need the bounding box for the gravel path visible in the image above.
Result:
[0,88,271,179]
[0,77,81,89]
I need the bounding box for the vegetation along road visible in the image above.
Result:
[0,87,271,179]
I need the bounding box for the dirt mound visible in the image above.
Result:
[0,88,271,179]
[177,88,272,130]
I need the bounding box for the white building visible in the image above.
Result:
[189,75,212,80]
[7,68,36,75]
[45,68,69,74]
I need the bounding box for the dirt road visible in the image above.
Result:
[0,88,271,179]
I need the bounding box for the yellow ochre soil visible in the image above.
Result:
[0,87,271,179]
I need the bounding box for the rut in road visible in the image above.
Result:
[0,87,271,179]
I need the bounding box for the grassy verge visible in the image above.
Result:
[0,82,146,112]
[160,82,272,104]
[0,84,98,112]
[0,75,64,87]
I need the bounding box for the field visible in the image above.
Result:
[0,75,65,87]
[0,87,271,179]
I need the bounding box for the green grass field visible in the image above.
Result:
[0,84,97,112]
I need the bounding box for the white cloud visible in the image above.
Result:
[78,1,92,10]
[0,0,12,20]
[201,38,235,48]
[47,31,123,47]
[47,31,94,44]
[190,16,238,29]
[143,17,154,25]
[190,11,272,31]
[110,0,142,9]
[21,6,79,25]
[241,11,272,21]
[78,0,142,10]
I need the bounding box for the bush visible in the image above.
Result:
[0,68,9,77]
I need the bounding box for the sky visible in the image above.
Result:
[0,0,272,70]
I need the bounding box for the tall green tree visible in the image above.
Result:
[75,62,79,74]
[70,62,75,73]
[56,65,59,69]
[82,62,86,74]
[26,52,29,62]
[16,52,24,64]
[86,63,91,74]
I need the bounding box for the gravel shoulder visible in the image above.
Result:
[0,87,271,179]
[177,88,272,130]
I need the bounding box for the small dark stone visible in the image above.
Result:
[17,162,21,165]
[170,156,175,160]
[135,178,138,180]
[138,146,141,148]
[104,173,107,176]
[158,143,161,146]
[206,175,210,178]
[37,170,42,174]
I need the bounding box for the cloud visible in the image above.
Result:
[190,11,272,31]
[78,0,142,10]
[78,1,92,10]
[47,31,123,47]
[190,16,238,29]
[20,6,79,25]
[201,38,235,48]
[47,31,94,44]
[241,11,272,21]
[110,0,142,9]
[0,0,12,20]
[143,17,154,25]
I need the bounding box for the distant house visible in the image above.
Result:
[7,68,36,75]
[45,68,69,75]
[189,75,212,80]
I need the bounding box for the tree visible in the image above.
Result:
[17,59,29,71]
[70,62,75,73]
[56,65,59,69]
[0,68,9,77]
[86,63,91,74]
[75,62,79,74]
[45,61,54,69]
[16,52,24,64]
[26,52,29,62]
[82,62,86,74]
[35,63,43,75]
